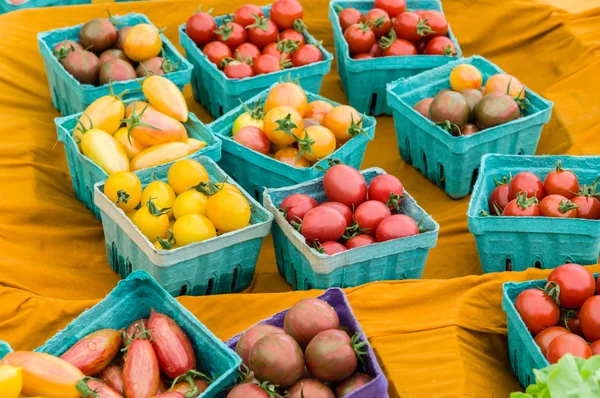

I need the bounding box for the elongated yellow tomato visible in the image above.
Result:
[2,352,83,398]
[173,190,208,219]
[168,159,209,194]
[263,82,308,116]
[132,198,170,241]
[143,75,188,122]
[130,142,197,171]
[207,189,251,233]
[113,127,148,160]
[74,84,126,136]
[263,106,304,146]
[232,101,265,135]
[173,214,216,246]
[80,129,130,175]
[141,181,175,214]
[124,102,188,146]
[298,125,336,162]
[124,24,162,62]
[104,171,142,212]
[0,364,22,398]
[126,100,151,117]
[186,138,207,151]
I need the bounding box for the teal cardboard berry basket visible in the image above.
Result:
[387,56,554,199]
[0,0,90,14]
[36,271,241,397]
[329,0,462,116]
[38,13,193,115]
[94,157,273,297]
[468,154,600,273]
[263,168,439,290]
[209,86,376,201]
[0,341,12,359]
[179,5,333,118]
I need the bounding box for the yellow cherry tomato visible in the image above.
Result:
[132,200,170,241]
[153,230,177,250]
[167,159,209,195]
[74,84,126,137]
[215,182,240,193]
[104,171,142,212]
[124,24,162,62]
[263,106,304,146]
[450,64,483,91]
[153,240,178,250]
[172,190,208,220]
[304,100,334,124]
[173,214,216,246]
[141,181,176,216]
[80,129,130,175]
[299,126,336,162]
[0,364,23,398]
[485,73,525,98]
[207,189,251,233]
[324,105,363,143]
[113,127,148,160]
[273,147,311,168]
[263,82,308,116]
[232,101,265,135]
[142,75,188,122]
[130,142,196,172]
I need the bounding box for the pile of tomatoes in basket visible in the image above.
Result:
[1,311,209,397]
[337,0,455,59]
[487,161,600,219]
[515,263,600,364]
[186,0,324,79]
[231,82,366,167]
[104,159,251,250]
[279,165,422,255]
[54,12,176,86]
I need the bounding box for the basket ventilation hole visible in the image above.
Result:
[110,242,118,272]
[86,187,94,209]
[422,152,428,175]
[291,264,297,287]
[369,93,378,115]
[505,258,513,271]
[253,187,261,201]
[206,278,215,295]
[231,266,240,291]
[564,257,575,264]
[534,260,542,269]
[180,285,188,296]
[527,374,532,386]
[127,261,132,275]
[404,137,412,164]
[218,105,224,117]
[438,163,445,189]
[517,149,525,155]
[304,279,312,290]
[471,168,479,187]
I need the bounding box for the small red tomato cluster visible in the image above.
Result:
[337,0,454,60]
[515,263,600,364]
[279,165,423,255]
[487,160,600,219]
[228,298,374,397]
[185,0,324,79]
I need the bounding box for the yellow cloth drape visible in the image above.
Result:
[0,0,599,396]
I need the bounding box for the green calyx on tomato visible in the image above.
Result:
[443,44,454,56]
[156,230,176,250]
[312,240,325,254]
[515,191,538,210]
[116,189,130,204]
[558,198,578,214]
[435,120,461,136]
[246,14,270,32]
[107,80,130,100]
[342,220,371,240]
[273,113,298,136]
[240,100,265,120]
[293,130,315,160]
[351,332,368,364]
[293,19,307,32]
[347,114,368,138]
[379,29,396,49]
[122,321,151,351]
[278,39,300,54]
[507,78,530,112]
[74,112,94,143]
[386,191,404,212]
[214,23,234,40]
[195,5,213,15]
[170,369,212,398]
[76,376,106,397]
[146,197,171,217]
[543,281,562,306]
[373,15,388,29]
[493,174,512,187]
[192,179,227,197]
[416,17,435,36]
[53,39,77,60]
[121,102,161,145]
[314,157,343,173]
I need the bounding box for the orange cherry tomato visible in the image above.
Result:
[304,100,334,124]
[263,106,305,146]
[124,24,162,62]
[263,82,308,116]
[485,73,525,99]
[298,125,336,162]
[324,105,363,143]
[274,147,311,168]
[449,64,483,91]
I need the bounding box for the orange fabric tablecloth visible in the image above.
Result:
[1,0,600,396]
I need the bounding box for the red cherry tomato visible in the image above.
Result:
[546,334,591,364]
[533,327,570,358]
[233,4,265,28]
[579,296,600,342]
[424,36,457,56]
[566,311,583,336]
[508,172,545,200]
[280,29,306,46]
[539,194,578,218]
[279,194,318,222]
[253,54,282,74]
[354,200,392,237]
[420,10,448,37]
[215,22,247,50]
[368,42,384,57]
[382,38,417,57]
[590,340,600,356]
[345,234,377,249]
[344,22,376,56]
[320,241,347,255]
[501,193,540,216]
[547,264,595,309]
[202,41,232,67]
[262,42,291,62]
[338,8,363,32]
[300,206,347,243]
[270,0,304,30]
[233,126,270,154]
[543,161,579,199]
[368,174,404,210]
[354,54,373,60]
[186,11,216,47]
[234,42,261,62]
[323,165,367,208]
[246,15,279,49]
[374,0,406,17]
[393,12,432,43]
[572,195,600,219]
[376,214,419,242]
[514,289,560,335]
[224,60,255,79]
[292,44,323,67]
[364,8,392,38]
[488,184,511,215]
[320,202,353,227]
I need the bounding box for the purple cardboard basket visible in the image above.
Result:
[225,288,389,397]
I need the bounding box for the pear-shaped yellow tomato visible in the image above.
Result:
[263,106,304,146]
[263,82,308,116]
[485,73,525,99]
[185,138,207,151]
[113,127,148,160]
[142,75,188,122]
[305,100,334,124]
[80,129,130,175]
[449,64,483,91]
[123,102,188,147]
[274,147,311,168]
[298,125,336,162]
[130,142,197,172]
[124,23,162,62]
[232,101,265,135]
[173,214,216,246]
[167,159,209,195]
[0,364,23,398]
[141,181,176,216]
[104,171,142,212]
[207,189,251,233]
[172,190,208,220]
[132,198,170,241]
[126,100,151,117]
[74,83,126,136]
[324,105,364,143]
